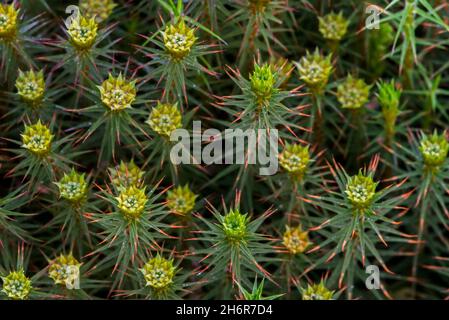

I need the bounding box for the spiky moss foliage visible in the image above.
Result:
[78,73,146,163]
[366,22,395,79]
[1,269,32,300]
[79,0,117,23]
[377,80,402,141]
[394,131,449,295]
[2,0,449,301]
[21,121,53,157]
[0,245,51,300]
[0,2,47,82]
[279,143,310,181]
[250,63,278,106]
[109,160,145,191]
[55,169,88,203]
[15,69,45,107]
[337,75,371,110]
[67,15,98,52]
[309,158,408,298]
[140,100,203,185]
[162,19,197,61]
[92,182,170,289]
[217,58,301,187]
[216,59,301,181]
[147,102,182,139]
[42,167,99,257]
[0,187,32,242]
[195,204,275,298]
[318,11,349,54]
[269,57,293,88]
[166,185,198,216]
[295,49,333,96]
[48,254,82,288]
[248,0,272,12]
[268,140,321,199]
[140,101,194,182]
[0,4,18,42]
[123,252,188,300]
[282,225,310,255]
[345,172,378,213]
[419,131,449,170]
[318,12,349,42]
[141,255,176,290]
[230,0,292,70]
[2,67,66,125]
[5,121,82,194]
[238,277,283,300]
[137,254,185,299]
[141,16,215,103]
[116,185,148,220]
[301,281,334,300]
[99,73,137,111]
[43,10,117,85]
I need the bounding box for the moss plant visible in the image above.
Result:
[1,0,449,301]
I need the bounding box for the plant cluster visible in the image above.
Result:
[1,0,449,300]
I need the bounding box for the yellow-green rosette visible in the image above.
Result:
[15,69,46,107]
[67,15,98,51]
[1,270,32,300]
[162,19,197,61]
[166,185,198,216]
[0,4,19,42]
[21,121,54,157]
[147,103,182,138]
[140,255,176,290]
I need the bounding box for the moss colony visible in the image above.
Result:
[0,0,449,300]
